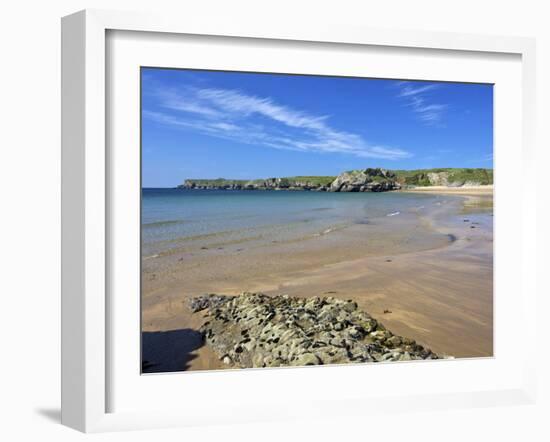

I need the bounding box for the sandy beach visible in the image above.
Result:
[403,185,493,195]
[141,189,493,372]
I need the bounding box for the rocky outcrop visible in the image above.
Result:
[329,168,401,192]
[190,292,441,368]
[181,169,401,193]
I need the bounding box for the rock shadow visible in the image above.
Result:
[142,328,204,373]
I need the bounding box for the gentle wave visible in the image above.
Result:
[386,211,400,217]
[142,219,185,228]
[308,207,332,212]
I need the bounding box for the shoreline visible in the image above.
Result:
[402,185,493,196]
[142,192,493,372]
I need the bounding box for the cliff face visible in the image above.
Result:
[329,168,400,192]
[179,168,492,192]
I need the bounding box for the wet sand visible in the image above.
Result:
[142,192,493,372]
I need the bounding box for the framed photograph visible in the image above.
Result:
[61,9,537,432]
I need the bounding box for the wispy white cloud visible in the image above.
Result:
[396,81,447,125]
[196,88,329,131]
[398,84,438,98]
[143,85,411,160]
[155,88,224,118]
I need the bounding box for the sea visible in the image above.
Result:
[141,188,448,258]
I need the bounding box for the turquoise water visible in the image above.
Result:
[142,188,441,257]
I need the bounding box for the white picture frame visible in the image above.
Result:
[61,9,537,433]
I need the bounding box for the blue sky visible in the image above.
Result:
[142,68,493,187]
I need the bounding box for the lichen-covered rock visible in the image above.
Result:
[192,292,442,369]
[188,294,231,313]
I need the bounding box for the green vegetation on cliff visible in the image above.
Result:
[182,176,336,188]
[283,176,337,186]
[183,178,252,187]
[392,168,493,186]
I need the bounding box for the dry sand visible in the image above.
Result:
[403,185,493,195]
[142,192,493,372]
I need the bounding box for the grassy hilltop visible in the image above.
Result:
[392,168,493,186]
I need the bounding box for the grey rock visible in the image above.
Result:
[387,336,402,347]
[329,168,400,193]
[343,300,358,313]
[291,353,322,366]
[189,294,231,312]
[190,292,443,369]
